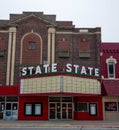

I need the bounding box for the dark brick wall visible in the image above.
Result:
[0,33,9,86]
[55,33,101,72]
[14,16,48,85]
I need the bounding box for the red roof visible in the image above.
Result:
[102,80,119,96]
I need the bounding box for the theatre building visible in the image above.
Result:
[101,43,119,121]
[0,11,103,120]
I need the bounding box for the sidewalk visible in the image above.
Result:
[0,120,119,128]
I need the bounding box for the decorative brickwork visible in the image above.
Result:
[22,33,42,65]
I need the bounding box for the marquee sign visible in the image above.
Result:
[21,63,99,77]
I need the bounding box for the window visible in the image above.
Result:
[24,103,42,116]
[75,103,88,112]
[105,102,117,111]
[89,103,97,116]
[25,104,32,115]
[0,50,4,57]
[28,42,36,50]
[79,51,90,58]
[58,39,69,58]
[12,103,17,110]
[106,56,117,78]
[58,51,69,57]
[107,61,115,78]
[79,42,90,58]
[35,104,41,115]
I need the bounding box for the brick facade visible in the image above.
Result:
[0,11,101,86]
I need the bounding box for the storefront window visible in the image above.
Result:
[25,104,32,115]
[105,102,117,111]
[75,103,88,112]
[24,103,42,116]
[6,103,11,110]
[35,104,41,115]
[12,103,17,110]
[89,103,97,116]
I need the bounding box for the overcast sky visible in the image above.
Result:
[0,0,119,42]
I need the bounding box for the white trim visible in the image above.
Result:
[106,56,117,79]
[0,30,8,33]
[6,31,12,85]
[106,56,117,64]
[107,61,115,78]
[10,30,16,85]
[56,31,101,35]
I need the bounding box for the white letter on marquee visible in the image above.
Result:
[80,66,87,75]
[28,67,34,75]
[35,66,41,74]
[22,67,27,76]
[66,63,72,72]
[73,64,79,73]
[43,64,49,73]
[88,67,93,75]
[95,68,99,76]
[52,63,57,72]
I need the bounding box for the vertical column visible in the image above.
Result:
[6,27,16,86]
[6,28,12,85]
[52,30,55,63]
[47,28,55,65]
[10,27,17,85]
[47,29,51,65]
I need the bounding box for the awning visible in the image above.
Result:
[102,80,119,96]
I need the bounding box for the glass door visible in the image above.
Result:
[6,103,12,120]
[49,103,61,119]
[49,97,73,120]
[62,103,67,119]
[49,103,56,119]
[5,102,18,120]
[62,103,73,120]
[12,103,18,120]
[57,103,61,119]
[67,103,73,119]
[0,103,4,120]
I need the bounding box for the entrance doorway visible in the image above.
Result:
[49,97,73,120]
[0,96,18,120]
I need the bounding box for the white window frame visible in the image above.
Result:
[106,56,117,79]
[107,61,115,78]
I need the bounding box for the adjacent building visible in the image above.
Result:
[101,43,119,121]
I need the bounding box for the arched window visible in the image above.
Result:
[20,32,42,65]
[106,56,117,78]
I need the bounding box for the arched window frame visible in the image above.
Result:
[106,56,117,78]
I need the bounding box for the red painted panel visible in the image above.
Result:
[74,96,103,120]
[18,96,48,120]
[0,86,18,96]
